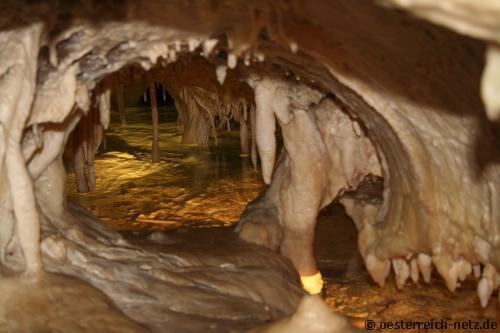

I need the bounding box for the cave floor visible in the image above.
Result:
[67,110,499,332]
[67,109,262,232]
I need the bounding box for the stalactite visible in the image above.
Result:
[250,105,258,169]
[116,83,127,126]
[238,89,382,294]
[150,82,160,163]
[64,104,104,193]
[247,76,322,184]
[72,142,89,193]
[239,118,250,156]
[181,95,212,146]
[1,24,44,273]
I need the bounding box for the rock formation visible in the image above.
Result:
[0,0,499,331]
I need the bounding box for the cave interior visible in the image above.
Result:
[1,0,500,332]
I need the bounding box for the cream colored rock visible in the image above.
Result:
[417,253,433,284]
[410,258,419,284]
[0,0,499,330]
[1,23,44,273]
[457,258,472,282]
[392,258,410,290]
[432,253,459,292]
[382,0,500,44]
[364,253,391,287]
[478,264,497,308]
[247,295,357,333]
[481,45,500,121]
[246,76,324,184]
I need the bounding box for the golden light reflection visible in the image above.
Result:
[300,271,324,295]
[67,121,263,232]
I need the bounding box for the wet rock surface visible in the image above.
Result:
[0,272,147,333]
[1,1,500,332]
[39,202,303,333]
[67,111,263,232]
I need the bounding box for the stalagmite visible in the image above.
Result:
[150,83,160,163]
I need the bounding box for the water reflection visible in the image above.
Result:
[66,110,263,232]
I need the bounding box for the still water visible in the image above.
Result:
[67,109,263,232]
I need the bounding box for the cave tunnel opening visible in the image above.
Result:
[2,1,500,332]
[64,57,265,233]
[53,35,392,330]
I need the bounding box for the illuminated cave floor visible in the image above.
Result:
[67,110,263,232]
[67,110,499,332]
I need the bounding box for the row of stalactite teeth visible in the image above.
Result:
[365,251,500,308]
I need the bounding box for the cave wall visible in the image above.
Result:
[247,1,500,301]
[0,0,499,329]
